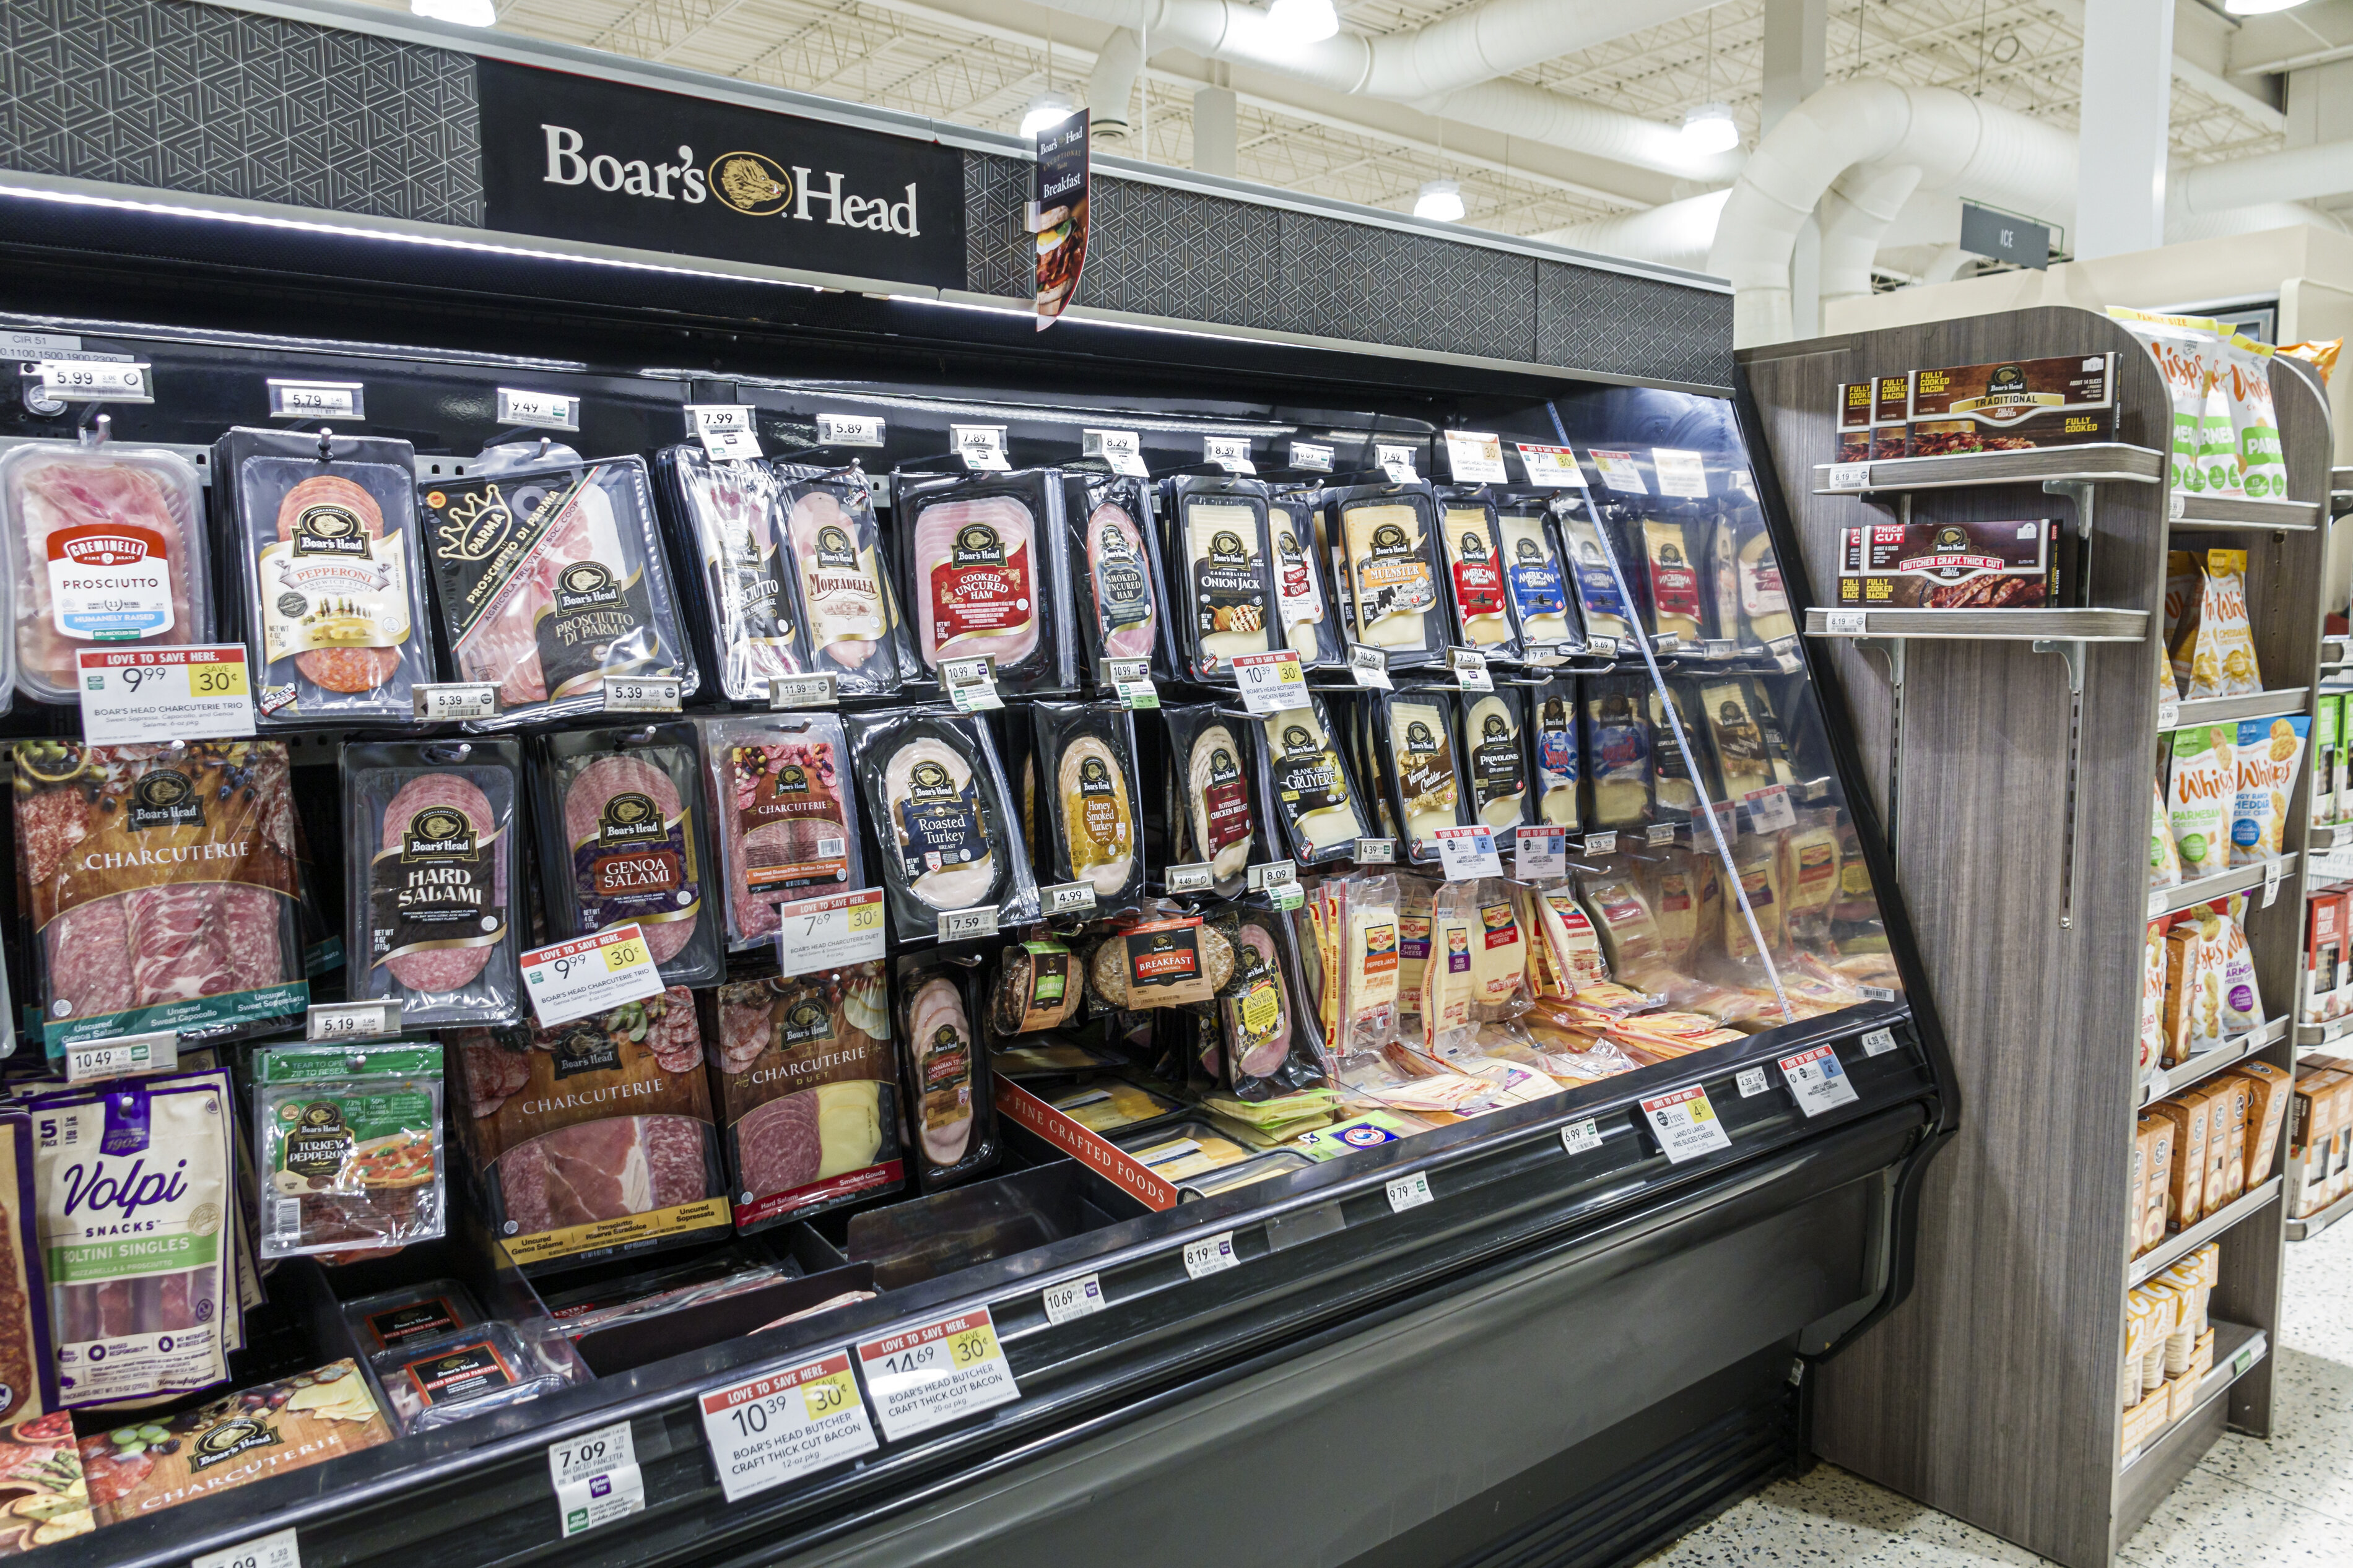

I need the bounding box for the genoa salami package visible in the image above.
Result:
[654,445,808,701]
[1435,488,1523,659]
[414,447,697,729]
[895,468,1076,696]
[773,464,911,696]
[895,955,1000,1192]
[1066,472,1173,680]
[531,723,722,987]
[254,1042,446,1259]
[1162,703,1259,897]
[1027,701,1144,906]
[1269,490,1343,668]
[697,712,859,951]
[449,987,728,1270]
[710,962,904,1231]
[845,707,1037,940]
[342,739,523,1028]
[215,428,437,726]
[1330,480,1446,668]
[1166,474,1279,683]
[14,740,307,1052]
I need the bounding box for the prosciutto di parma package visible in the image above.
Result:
[215,428,435,726]
[846,708,1037,939]
[14,740,307,1052]
[895,955,1000,1192]
[1330,480,1446,667]
[451,987,728,1270]
[1162,704,1258,896]
[1,440,211,706]
[0,1115,49,1424]
[1269,490,1342,668]
[697,712,859,950]
[1435,488,1523,659]
[895,468,1076,696]
[1027,701,1144,906]
[711,962,904,1231]
[415,447,696,728]
[1066,473,1172,680]
[531,723,721,987]
[774,464,911,696]
[654,446,807,702]
[342,739,523,1028]
[1165,474,1279,683]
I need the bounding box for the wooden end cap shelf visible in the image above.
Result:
[2116,1320,2268,1477]
[2140,1018,2287,1108]
[2128,1177,2284,1289]
[1804,607,2149,643]
[1811,443,2165,495]
[2146,855,2296,920]
[2170,492,2322,532]
[2293,1014,2353,1050]
[2160,687,2310,730]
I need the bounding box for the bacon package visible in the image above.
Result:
[654,445,807,701]
[895,955,1000,1192]
[1065,472,1173,680]
[697,712,859,950]
[1836,519,2060,610]
[895,467,1076,695]
[531,723,721,987]
[1903,354,2118,454]
[1,439,211,705]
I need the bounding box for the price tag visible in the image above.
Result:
[1435,825,1503,881]
[1588,449,1648,494]
[1651,448,1710,498]
[76,645,254,746]
[64,1029,178,1085]
[1182,1231,1238,1278]
[549,1419,643,1538]
[1769,636,1803,674]
[413,682,498,722]
[1515,443,1584,488]
[32,357,151,402]
[1083,428,1150,476]
[1736,1067,1772,1098]
[1443,430,1508,483]
[1702,639,1739,661]
[193,1527,301,1568]
[1042,881,1098,917]
[1385,1171,1433,1212]
[1827,462,1871,491]
[1109,678,1159,709]
[2170,493,2186,521]
[1042,1273,1104,1325]
[1645,823,1677,847]
[1098,656,1159,709]
[952,424,1011,470]
[1165,864,1215,894]
[1247,860,1299,896]
[1639,1083,1733,1163]
[1205,435,1255,474]
[2265,858,2286,907]
[698,1348,877,1504]
[521,924,666,1028]
[1289,440,1334,473]
[305,1001,399,1041]
[1861,984,1896,1003]
[1269,883,1305,912]
[2233,1337,2261,1377]
[497,387,578,431]
[941,655,1003,713]
[770,672,839,709]
[938,904,1000,942]
[772,890,887,978]
[2158,700,2180,729]
[267,379,363,419]
[1449,646,1494,693]
[1560,1119,1604,1154]
[1824,609,1869,636]
[688,404,762,460]
[1354,837,1396,865]
[817,412,887,447]
[1777,1045,1860,1116]
[1587,635,1619,657]
[1583,831,1619,857]
[1515,826,1566,881]
[1232,649,1307,714]
[1744,784,1798,835]
[602,675,682,713]
[2147,888,2170,919]
[0,330,79,355]
[1348,642,1391,690]
[856,1307,1020,1442]
[1861,1027,1898,1057]
[1374,443,1419,482]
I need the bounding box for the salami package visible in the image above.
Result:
[1330,480,1446,667]
[773,464,910,695]
[1165,473,1279,683]
[1223,908,1329,1101]
[414,446,697,729]
[655,445,808,701]
[1377,689,1472,865]
[1462,687,1534,833]
[1162,704,1259,896]
[254,1042,446,1259]
[1258,693,1370,867]
[531,723,722,987]
[1435,488,1523,659]
[1027,701,1145,906]
[895,955,1001,1192]
[450,987,728,1270]
[846,707,1038,940]
[342,739,523,1027]
[1530,679,1583,829]
[215,428,437,726]
[895,468,1076,696]
[697,713,859,951]
[1,439,211,705]
[1066,472,1173,681]
[710,963,903,1232]
[1269,490,1343,668]
[14,740,307,1052]
[1495,498,1575,652]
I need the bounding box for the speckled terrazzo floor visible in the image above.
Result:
[1640,1213,2353,1567]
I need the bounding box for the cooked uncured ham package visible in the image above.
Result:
[1328,481,1446,667]
[215,428,435,725]
[775,464,911,695]
[14,740,307,1052]
[1269,490,1342,667]
[894,956,1000,1192]
[1495,499,1575,649]
[414,448,694,727]
[253,1042,445,1258]
[531,722,721,986]
[655,445,807,701]
[1435,488,1521,659]
[1,439,210,704]
[1066,472,1170,679]
[697,712,859,950]
[846,707,1037,938]
[710,961,903,1232]
[449,987,726,1270]
[895,468,1075,695]
[1165,474,1277,682]
[1256,691,1367,867]
[1378,690,1471,865]
[1029,701,1144,905]
[1162,703,1257,896]
[1222,909,1328,1102]
[342,739,522,1026]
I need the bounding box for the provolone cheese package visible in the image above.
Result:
[1463,687,1533,833]
[2149,776,2183,888]
[2230,714,2308,864]
[2165,725,2235,878]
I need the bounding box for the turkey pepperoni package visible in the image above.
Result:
[697,712,861,951]
[530,722,722,987]
[342,739,523,1028]
[216,428,437,726]
[894,955,1000,1192]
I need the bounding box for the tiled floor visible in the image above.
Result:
[1640,1215,2353,1566]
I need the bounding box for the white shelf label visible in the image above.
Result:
[1083,428,1149,476]
[1587,635,1619,658]
[1515,442,1584,488]
[1744,784,1798,835]
[0,330,79,355]
[1348,642,1391,690]
[1232,649,1307,714]
[1042,881,1098,917]
[1205,435,1255,474]
[952,423,1011,470]
[1354,838,1396,865]
[521,924,667,1029]
[1183,1231,1238,1278]
[1374,443,1419,482]
[1385,1172,1433,1212]
[856,1307,1021,1442]
[1736,1067,1772,1098]
[1560,1119,1604,1154]
[602,674,682,713]
[1582,831,1618,857]
[1861,984,1896,1003]
[941,654,1003,713]
[937,904,1000,942]
[1042,1273,1105,1325]
[1778,1045,1861,1117]
[1515,826,1567,881]
[1646,823,1677,847]
[1443,430,1508,483]
[1589,449,1648,494]
[2170,493,2186,521]
[1248,860,1300,893]
[413,681,498,722]
[1827,462,1871,491]
[305,1001,399,1042]
[32,357,151,402]
[1449,646,1494,693]
[2158,701,2180,729]
[497,387,578,431]
[267,379,363,420]
[1435,824,1504,881]
[817,412,886,447]
[1164,862,1215,893]
[698,1348,877,1504]
[2147,888,2170,919]
[688,403,762,461]
[2264,857,2286,908]
[770,672,839,709]
[1861,1027,1898,1057]
[1824,610,1869,636]
[65,1029,177,1085]
[77,644,254,746]
[1640,1083,1733,1163]
[192,1526,300,1568]
[772,890,887,979]
[548,1420,643,1538]
[1289,440,1335,473]
[1652,447,1710,498]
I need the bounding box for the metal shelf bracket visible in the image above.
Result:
[2034,636,2089,928]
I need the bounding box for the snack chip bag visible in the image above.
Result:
[2222,337,2288,501]
[2149,776,2181,888]
[2217,906,2264,1037]
[2171,550,2260,699]
[2162,908,2228,1062]
[2230,713,2308,864]
[2108,308,2224,493]
[2164,725,2233,877]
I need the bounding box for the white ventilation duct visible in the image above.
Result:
[2175,140,2353,217]
[1087,27,1144,139]
[1533,190,1729,274]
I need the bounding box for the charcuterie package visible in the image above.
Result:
[697,712,860,950]
[894,468,1076,696]
[655,445,808,701]
[845,707,1038,939]
[530,723,722,987]
[894,955,999,1192]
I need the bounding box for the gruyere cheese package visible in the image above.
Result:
[1258,693,1369,867]
[2230,714,2308,865]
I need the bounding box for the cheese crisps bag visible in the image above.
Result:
[2170,550,2261,699]
[2149,776,2183,888]
[2231,714,2309,865]
[2108,308,2224,494]
[2221,336,2289,501]
[2166,725,2235,879]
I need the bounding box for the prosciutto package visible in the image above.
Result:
[415,447,696,728]
[894,955,1001,1192]
[1,440,209,704]
[697,712,860,950]
[895,468,1076,695]
[655,445,807,701]
[845,706,1038,940]
[14,740,307,1053]
[448,987,728,1271]
[531,723,722,987]
[215,428,436,726]
[342,739,523,1027]
[773,464,911,695]
[1066,472,1172,680]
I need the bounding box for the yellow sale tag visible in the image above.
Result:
[800,1367,858,1421]
[603,937,649,972]
[188,661,248,698]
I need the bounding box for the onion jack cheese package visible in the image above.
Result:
[1163,473,1280,683]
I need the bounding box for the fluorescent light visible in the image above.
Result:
[2224,0,2307,12]
[1021,91,1077,139]
[1680,103,1741,155]
[1266,0,1341,43]
[1413,179,1464,223]
[412,0,497,24]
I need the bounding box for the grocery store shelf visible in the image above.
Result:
[2309,822,2353,854]
[2148,855,2298,920]
[2287,1183,2353,1242]
[2171,493,2323,532]
[2117,1320,2268,1475]
[2164,687,2310,730]
[2130,1177,2284,1289]
[2141,1018,2287,1107]
[1811,443,2165,494]
[2331,469,2351,515]
[2294,1014,2353,1050]
[1804,607,2150,643]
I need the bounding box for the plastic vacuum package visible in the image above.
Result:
[1026,700,1146,906]
[1375,688,1473,865]
[1269,489,1343,667]
[1461,685,1534,833]
[894,467,1076,696]
[370,1320,583,1434]
[774,463,913,695]
[1162,703,1259,896]
[1066,471,1173,680]
[254,1041,446,1260]
[698,711,860,950]
[1435,487,1523,660]
[846,706,1038,938]
[1495,496,1576,652]
[1165,472,1279,682]
[1256,691,1369,867]
[1223,906,1329,1101]
[655,444,809,701]
[895,954,1001,1192]
[1328,480,1447,668]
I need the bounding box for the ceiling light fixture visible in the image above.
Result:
[411,0,497,24]
[2223,0,2308,13]
[1681,103,1740,155]
[1020,90,1077,139]
[1266,0,1341,43]
[1414,179,1465,222]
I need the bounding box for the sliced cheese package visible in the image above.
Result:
[1269,489,1344,668]
[1328,480,1448,668]
[1256,690,1370,867]
[1573,859,1664,984]
[1377,688,1472,865]
[2229,713,2308,865]
[1333,873,1404,1060]
[1646,682,1711,823]
[1025,700,1146,907]
[1625,514,1706,650]
[1164,473,1279,683]
[1495,497,1577,652]
[1723,506,1796,649]
[1583,675,1655,829]
[1559,503,1641,653]
[1529,678,1584,829]
[1434,487,1523,659]
[1461,686,1534,833]
[1420,880,1480,1050]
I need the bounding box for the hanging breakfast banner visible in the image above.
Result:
[1032,109,1090,330]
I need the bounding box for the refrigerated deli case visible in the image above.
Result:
[0,194,1951,1567]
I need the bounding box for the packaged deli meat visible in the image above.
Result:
[450,987,728,1270]
[14,740,307,1052]
[1378,690,1472,865]
[654,444,808,702]
[1435,488,1522,659]
[1330,480,1446,667]
[0,1115,49,1423]
[254,1042,446,1260]
[697,713,858,951]
[773,464,910,695]
[1027,701,1144,906]
[845,706,1037,938]
[991,938,1084,1034]
[1463,687,1533,832]
[1166,473,1279,682]
[1495,498,1574,651]
[1066,472,1173,680]
[342,1279,490,1354]
[1836,519,2060,609]
[1903,353,2118,455]
[895,467,1076,696]
[1224,908,1328,1101]
[342,739,524,1027]
[370,1320,581,1434]
[711,961,905,1231]
[1,439,211,705]
[531,722,722,987]
[1162,703,1259,896]
[1269,490,1343,668]
[895,955,1001,1192]
[414,447,696,727]
[1257,691,1369,867]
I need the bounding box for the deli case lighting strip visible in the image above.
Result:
[2128,1177,2284,1290]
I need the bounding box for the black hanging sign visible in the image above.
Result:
[1030,109,1089,330]
[476,60,966,290]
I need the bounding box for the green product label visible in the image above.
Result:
[43,981,310,1053]
[51,1232,220,1284]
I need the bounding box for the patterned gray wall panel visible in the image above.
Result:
[1537,260,1734,390]
[0,0,482,227]
[1275,206,1536,362]
[1084,176,1286,331]
[963,149,1032,300]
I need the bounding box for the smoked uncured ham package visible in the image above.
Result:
[708,961,904,1232]
[253,1042,446,1259]
[773,464,912,696]
[1326,480,1447,669]
[1158,703,1259,898]
[894,955,1001,1192]
[529,722,722,987]
[1433,487,1524,661]
[653,445,809,701]
[1163,473,1278,683]
[414,446,695,729]
[342,739,523,1026]
[893,467,1076,696]
[448,986,728,1271]
[215,427,437,726]
[1064,472,1173,682]
[845,707,1038,940]
[696,712,860,951]
[14,739,307,1054]
[1269,489,1343,669]
[1,438,210,705]
[1222,908,1328,1102]
[1025,701,1145,907]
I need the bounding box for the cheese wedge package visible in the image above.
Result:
[1269,489,1344,667]
[1558,505,1641,652]
[1435,487,1523,659]
[1027,700,1146,906]
[1378,689,1472,864]
[1328,480,1448,667]
[1462,687,1534,833]
[1256,691,1370,867]
[1164,473,1278,682]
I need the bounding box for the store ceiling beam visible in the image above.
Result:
[2225,0,2353,76]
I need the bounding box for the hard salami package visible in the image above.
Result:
[1161,704,1259,896]
[894,468,1076,696]
[654,445,808,702]
[342,739,523,1028]
[14,740,307,1052]
[1269,490,1343,668]
[710,963,904,1232]
[530,723,722,987]
[1330,480,1447,667]
[697,713,859,951]
[895,955,1000,1192]
[845,707,1038,940]
[1435,488,1522,659]
[1066,472,1174,680]
[450,987,728,1270]
[253,1042,446,1259]
[215,428,436,726]
[1165,473,1279,683]
[1026,701,1144,906]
